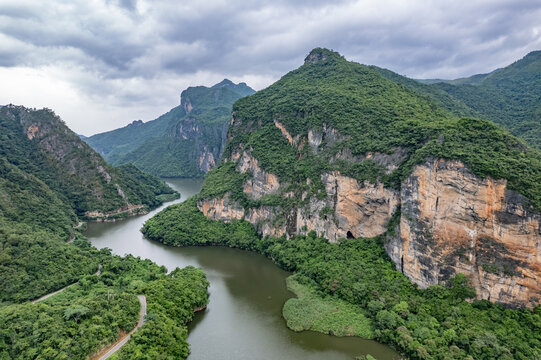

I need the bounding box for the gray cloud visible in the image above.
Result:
[0,0,540,134]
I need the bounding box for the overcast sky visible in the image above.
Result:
[1,0,540,135]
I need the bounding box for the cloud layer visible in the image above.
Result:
[1,0,540,134]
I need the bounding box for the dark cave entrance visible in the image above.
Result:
[346,231,355,239]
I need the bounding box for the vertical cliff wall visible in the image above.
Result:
[386,159,541,308]
[197,153,541,307]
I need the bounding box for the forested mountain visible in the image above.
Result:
[85,79,255,177]
[144,48,541,359]
[421,51,541,149]
[0,104,208,358]
[0,105,177,219]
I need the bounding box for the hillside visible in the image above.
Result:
[0,105,209,359]
[0,105,177,219]
[143,48,541,360]
[85,79,255,177]
[424,51,541,149]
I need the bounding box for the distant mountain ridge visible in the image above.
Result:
[85,79,255,177]
[414,51,541,149]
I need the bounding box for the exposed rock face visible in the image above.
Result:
[198,151,541,307]
[386,159,541,307]
[199,146,216,173]
[178,118,199,139]
[176,116,229,173]
[274,119,298,146]
[26,125,39,140]
[197,194,245,222]
[198,156,398,242]
[296,172,399,241]
[237,151,280,199]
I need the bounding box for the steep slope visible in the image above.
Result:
[148,48,541,308]
[85,79,255,177]
[426,51,541,149]
[0,105,209,359]
[0,105,177,219]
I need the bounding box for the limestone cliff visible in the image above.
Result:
[85,79,255,178]
[386,159,541,308]
[193,48,541,308]
[197,154,541,307]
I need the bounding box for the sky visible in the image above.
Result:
[1,0,540,135]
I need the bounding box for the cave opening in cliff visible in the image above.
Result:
[346,231,355,239]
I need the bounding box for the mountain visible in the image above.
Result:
[148,48,541,307]
[142,48,541,359]
[421,51,541,149]
[0,105,178,220]
[85,79,255,177]
[0,105,208,359]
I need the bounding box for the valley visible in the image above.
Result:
[1,46,540,360]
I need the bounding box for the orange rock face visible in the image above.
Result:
[237,151,280,200]
[387,159,541,307]
[296,171,399,241]
[197,152,540,307]
[26,125,39,140]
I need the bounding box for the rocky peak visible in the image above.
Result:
[127,120,143,127]
[304,48,343,64]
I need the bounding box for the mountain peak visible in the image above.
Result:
[304,48,343,64]
[213,79,235,88]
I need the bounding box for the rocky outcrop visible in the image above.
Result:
[296,172,399,241]
[178,118,199,139]
[197,194,245,222]
[274,119,298,146]
[386,159,541,307]
[26,125,39,140]
[237,151,280,199]
[199,147,216,173]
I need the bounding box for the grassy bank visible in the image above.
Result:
[284,274,374,338]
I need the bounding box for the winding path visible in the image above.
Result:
[95,295,147,360]
[31,264,102,304]
[31,284,75,304]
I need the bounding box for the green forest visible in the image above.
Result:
[0,105,208,359]
[0,106,178,217]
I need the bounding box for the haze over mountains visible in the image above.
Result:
[85,80,255,177]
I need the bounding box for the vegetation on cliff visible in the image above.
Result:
[217,48,541,212]
[85,79,255,177]
[0,105,177,217]
[425,51,541,150]
[143,200,541,360]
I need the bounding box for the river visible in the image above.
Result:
[86,178,400,360]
